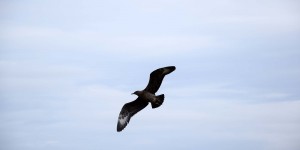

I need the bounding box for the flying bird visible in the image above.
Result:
[117,66,176,132]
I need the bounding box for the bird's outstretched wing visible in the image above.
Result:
[117,98,148,132]
[144,66,176,94]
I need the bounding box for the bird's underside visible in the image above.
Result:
[117,66,176,132]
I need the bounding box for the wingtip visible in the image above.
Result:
[162,66,176,75]
[117,128,122,132]
[166,66,176,71]
[166,66,175,68]
[117,123,124,132]
[169,66,176,71]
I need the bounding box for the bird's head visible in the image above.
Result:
[132,91,142,96]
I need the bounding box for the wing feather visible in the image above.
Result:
[144,66,176,94]
[117,98,148,132]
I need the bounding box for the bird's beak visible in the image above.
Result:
[131,93,134,95]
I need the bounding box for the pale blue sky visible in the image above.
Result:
[1,0,300,150]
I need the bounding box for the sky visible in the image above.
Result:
[1,0,300,150]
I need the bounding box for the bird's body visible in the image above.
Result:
[132,90,165,108]
[132,90,156,102]
[117,66,176,132]
[141,91,156,102]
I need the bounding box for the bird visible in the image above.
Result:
[117,66,176,132]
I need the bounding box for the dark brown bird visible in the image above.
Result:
[117,66,176,132]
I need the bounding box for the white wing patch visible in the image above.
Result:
[117,112,131,132]
[118,115,129,126]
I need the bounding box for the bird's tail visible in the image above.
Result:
[151,94,164,108]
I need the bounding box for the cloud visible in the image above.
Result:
[1,26,217,58]
[136,97,300,149]
[0,59,132,149]
[1,0,300,150]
